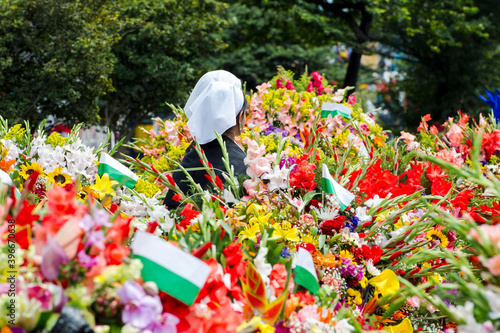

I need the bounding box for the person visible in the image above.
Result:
[163,70,248,208]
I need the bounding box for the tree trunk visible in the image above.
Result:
[343,9,372,91]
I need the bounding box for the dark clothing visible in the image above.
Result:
[163,136,247,208]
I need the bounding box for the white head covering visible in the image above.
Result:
[184,70,245,144]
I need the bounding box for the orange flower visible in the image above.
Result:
[0,158,15,173]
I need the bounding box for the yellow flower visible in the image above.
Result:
[272,221,300,242]
[237,316,275,333]
[238,223,260,242]
[45,132,68,147]
[301,233,318,247]
[368,269,399,298]
[426,229,449,248]
[347,288,362,305]
[339,250,354,262]
[384,318,413,333]
[249,212,273,225]
[90,173,118,201]
[47,166,72,186]
[19,161,45,180]
[359,276,368,288]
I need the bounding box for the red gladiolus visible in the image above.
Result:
[289,160,317,191]
[355,245,383,264]
[178,203,200,230]
[223,243,244,266]
[104,243,130,265]
[214,175,223,191]
[431,179,452,196]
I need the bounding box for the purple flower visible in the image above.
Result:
[79,214,94,233]
[79,209,112,232]
[275,321,291,333]
[27,285,53,311]
[146,313,180,333]
[41,236,68,281]
[85,230,105,249]
[94,209,112,228]
[77,250,98,269]
[117,281,163,329]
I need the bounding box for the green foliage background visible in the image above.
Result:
[1,0,499,133]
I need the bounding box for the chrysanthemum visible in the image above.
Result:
[19,161,45,180]
[47,166,72,186]
[426,229,449,248]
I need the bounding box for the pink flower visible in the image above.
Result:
[270,263,294,297]
[243,178,265,198]
[475,225,500,248]
[246,156,272,178]
[243,138,266,160]
[406,296,421,308]
[446,124,463,147]
[359,123,370,135]
[257,82,272,94]
[436,149,464,167]
[484,254,500,275]
[347,94,356,105]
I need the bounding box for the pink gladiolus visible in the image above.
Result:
[446,124,463,147]
[484,254,500,275]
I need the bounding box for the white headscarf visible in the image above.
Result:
[184,70,245,144]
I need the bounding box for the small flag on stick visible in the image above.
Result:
[294,248,319,294]
[98,153,138,189]
[130,231,211,306]
[321,102,352,119]
[322,164,355,211]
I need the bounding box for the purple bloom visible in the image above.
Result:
[275,321,291,333]
[77,250,98,269]
[117,281,163,329]
[85,230,105,250]
[27,285,53,311]
[146,313,180,333]
[79,214,94,233]
[41,236,68,281]
[94,209,112,228]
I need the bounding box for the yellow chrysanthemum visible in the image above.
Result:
[90,173,118,201]
[19,161,45,180]
[426,229,449,248]
[339,250,354,262]
[47,166,72,186]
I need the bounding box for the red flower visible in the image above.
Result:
[451,189,474,212]
[106,215,131,244]
[431,179,452,196]
[296,242,316,254]
[320,216,345,235]
[355,245,383,264]
[426,163,447,182]
[289,160,317,191]
[178,203,200,230]
[223,243,243,266]
[104,243,130,265]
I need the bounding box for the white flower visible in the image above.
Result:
[366,259,381,276]
[334,318,354,333]
[484,288,500,319]
[373,233,389,248]
[313,204,340,221]
[254,247,272,285]
[223,188,237,204]
[364,195,384,208]
[261,165,290,191]
[355,206,372,223]
[1,139,21,163]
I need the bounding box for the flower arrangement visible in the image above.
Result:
[1,70,500,333]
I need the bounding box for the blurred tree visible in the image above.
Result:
[211,0,350,90]
[0,0,121,126]
[103,0,227,138]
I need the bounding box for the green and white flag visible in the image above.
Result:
[98,152,138,189]
[0,170,21,199]
[294,248,319,295]
[322,164,355,211]
[321,102,352,119]
[130,231,210,306]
